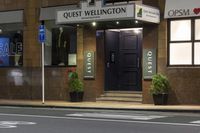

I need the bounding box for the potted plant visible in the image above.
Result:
[150,73,170,105]
[68,72,84,102]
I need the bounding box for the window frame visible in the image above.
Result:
[167,18,200,67]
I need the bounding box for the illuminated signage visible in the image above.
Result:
[0,37,10,66]
[56,0,134,24]
[57,1,160,24]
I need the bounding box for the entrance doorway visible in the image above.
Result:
[105,28,142,91]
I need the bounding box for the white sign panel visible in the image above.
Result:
[143,49,157,79]
[84,51,95,79]
[135,4,160,23]
[165,0,200,18]
[56,0,134,24]
[68,54,77,66]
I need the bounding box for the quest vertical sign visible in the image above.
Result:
[84,51,95,79]
[143,49,157,79]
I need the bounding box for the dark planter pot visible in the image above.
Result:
[69,92,84,102]
[153,93,168,105]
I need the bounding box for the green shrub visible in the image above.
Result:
[68,72,83,92]
[150,74,170,95]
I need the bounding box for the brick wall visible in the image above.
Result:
[76,26,105,101]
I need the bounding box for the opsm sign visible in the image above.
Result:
[165,0,200,18]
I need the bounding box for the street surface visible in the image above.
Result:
[0,106,200,133]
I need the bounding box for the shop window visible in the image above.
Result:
[168,18,200,66]
[194,43,200,65]
[0,23,23,67]
[169,43,192,65]
[44,21,77,66]
[195,19,200,40]
[170,20,191,41]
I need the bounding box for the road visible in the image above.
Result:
[0,106,200,133]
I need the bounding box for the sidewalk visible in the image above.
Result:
[0,100,200,112]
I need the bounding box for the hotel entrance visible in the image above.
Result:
[54,0,160,102]
[102,28,142,91]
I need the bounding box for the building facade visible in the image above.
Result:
[0,0,199,105]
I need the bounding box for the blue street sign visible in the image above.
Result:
[39,25,45,43]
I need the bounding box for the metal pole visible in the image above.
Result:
[42,42,45,104]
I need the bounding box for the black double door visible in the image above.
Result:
[105,30,142,91]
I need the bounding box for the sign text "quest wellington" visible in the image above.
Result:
[63,7,127,19]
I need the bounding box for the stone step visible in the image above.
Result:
[96,100,142,104]
[105,91,142,94]
[96,97,142,103]
[101,93,142,98]
[96,91,143,103]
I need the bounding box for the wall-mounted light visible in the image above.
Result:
[0,29,2,34]
[134,29,141,34]
[108,28,142,33]
[92,22,96,27]
[116,21,119,25]
[135,20,139,24]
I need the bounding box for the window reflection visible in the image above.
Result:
[0,30,23,67]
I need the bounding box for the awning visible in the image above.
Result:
[40,5,77,21]
[164,0,200,18]
[56,1,160,24]
[0,10,23,24]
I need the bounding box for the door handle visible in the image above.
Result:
[107,62,110,68]
[137,58,140,68]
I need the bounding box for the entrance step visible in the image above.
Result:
[96,91,142,103]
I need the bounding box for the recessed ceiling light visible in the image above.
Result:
[92,22,96,26]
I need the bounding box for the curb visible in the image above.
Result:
[0,104,200,113]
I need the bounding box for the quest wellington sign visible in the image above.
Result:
[165,0,200,18]
[56,1,134,24]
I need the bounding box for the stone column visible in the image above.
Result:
[23,0,41,67]
[77,26,84,79]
